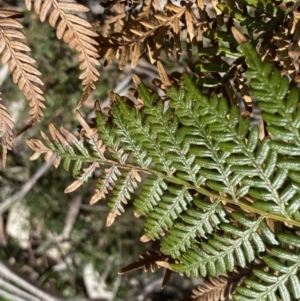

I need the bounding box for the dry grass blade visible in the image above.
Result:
[132,74,142,87]
[173,16,180,35]
[0,10,23,19]
[140,20,156,29]
[231,26,248,44]
[0,95,14,167]
[31,0,100,108]
[0,8,45,124]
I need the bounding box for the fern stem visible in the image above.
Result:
[51,146,300,228]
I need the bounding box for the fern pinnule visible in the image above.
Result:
[90,165,122,205]
[133,176,167,216]
[95,110,129,164]
[112,96,152,168]
[0,8,45,124]
[117,88,173,173]
[25,0,100,108]
[64,161,99,193]
[170,213,270,278]
[106,168,141,226]
[0,95,14,167]
[142,186,193,241]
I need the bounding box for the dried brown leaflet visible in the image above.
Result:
[98,1,199,68]
[0,9,45,124]
[0,94,14,167]
[24,0,100,108]
[119,249,173,289]
[179,266,254,301]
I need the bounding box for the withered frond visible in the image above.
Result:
[0,94,14,167]
[118,249,173,288]
[98,0,199,68]
[179,266,254,301]
[0,9,45,124]
[25,0,100,108]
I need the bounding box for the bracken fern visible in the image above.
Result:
[0,0,300,299]
[28,40,300,300]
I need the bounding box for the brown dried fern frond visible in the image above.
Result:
[98,0,206,68]
[119,249,173,289]
[0,9,45,124]
[179,266,254,301]
[99,2,187,68]
[0,94,14,167]
[25,0,100,108]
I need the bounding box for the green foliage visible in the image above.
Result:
[28,41,300,300]
[2,0,300,299]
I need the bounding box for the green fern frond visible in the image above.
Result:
[27,38,300,300]
[234,233,300,301]
[242,42,300,145]
[171,213,268,278]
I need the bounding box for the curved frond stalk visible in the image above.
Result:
[25,0,100,107]
[0,95,14,167]
[0,9,45,124]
